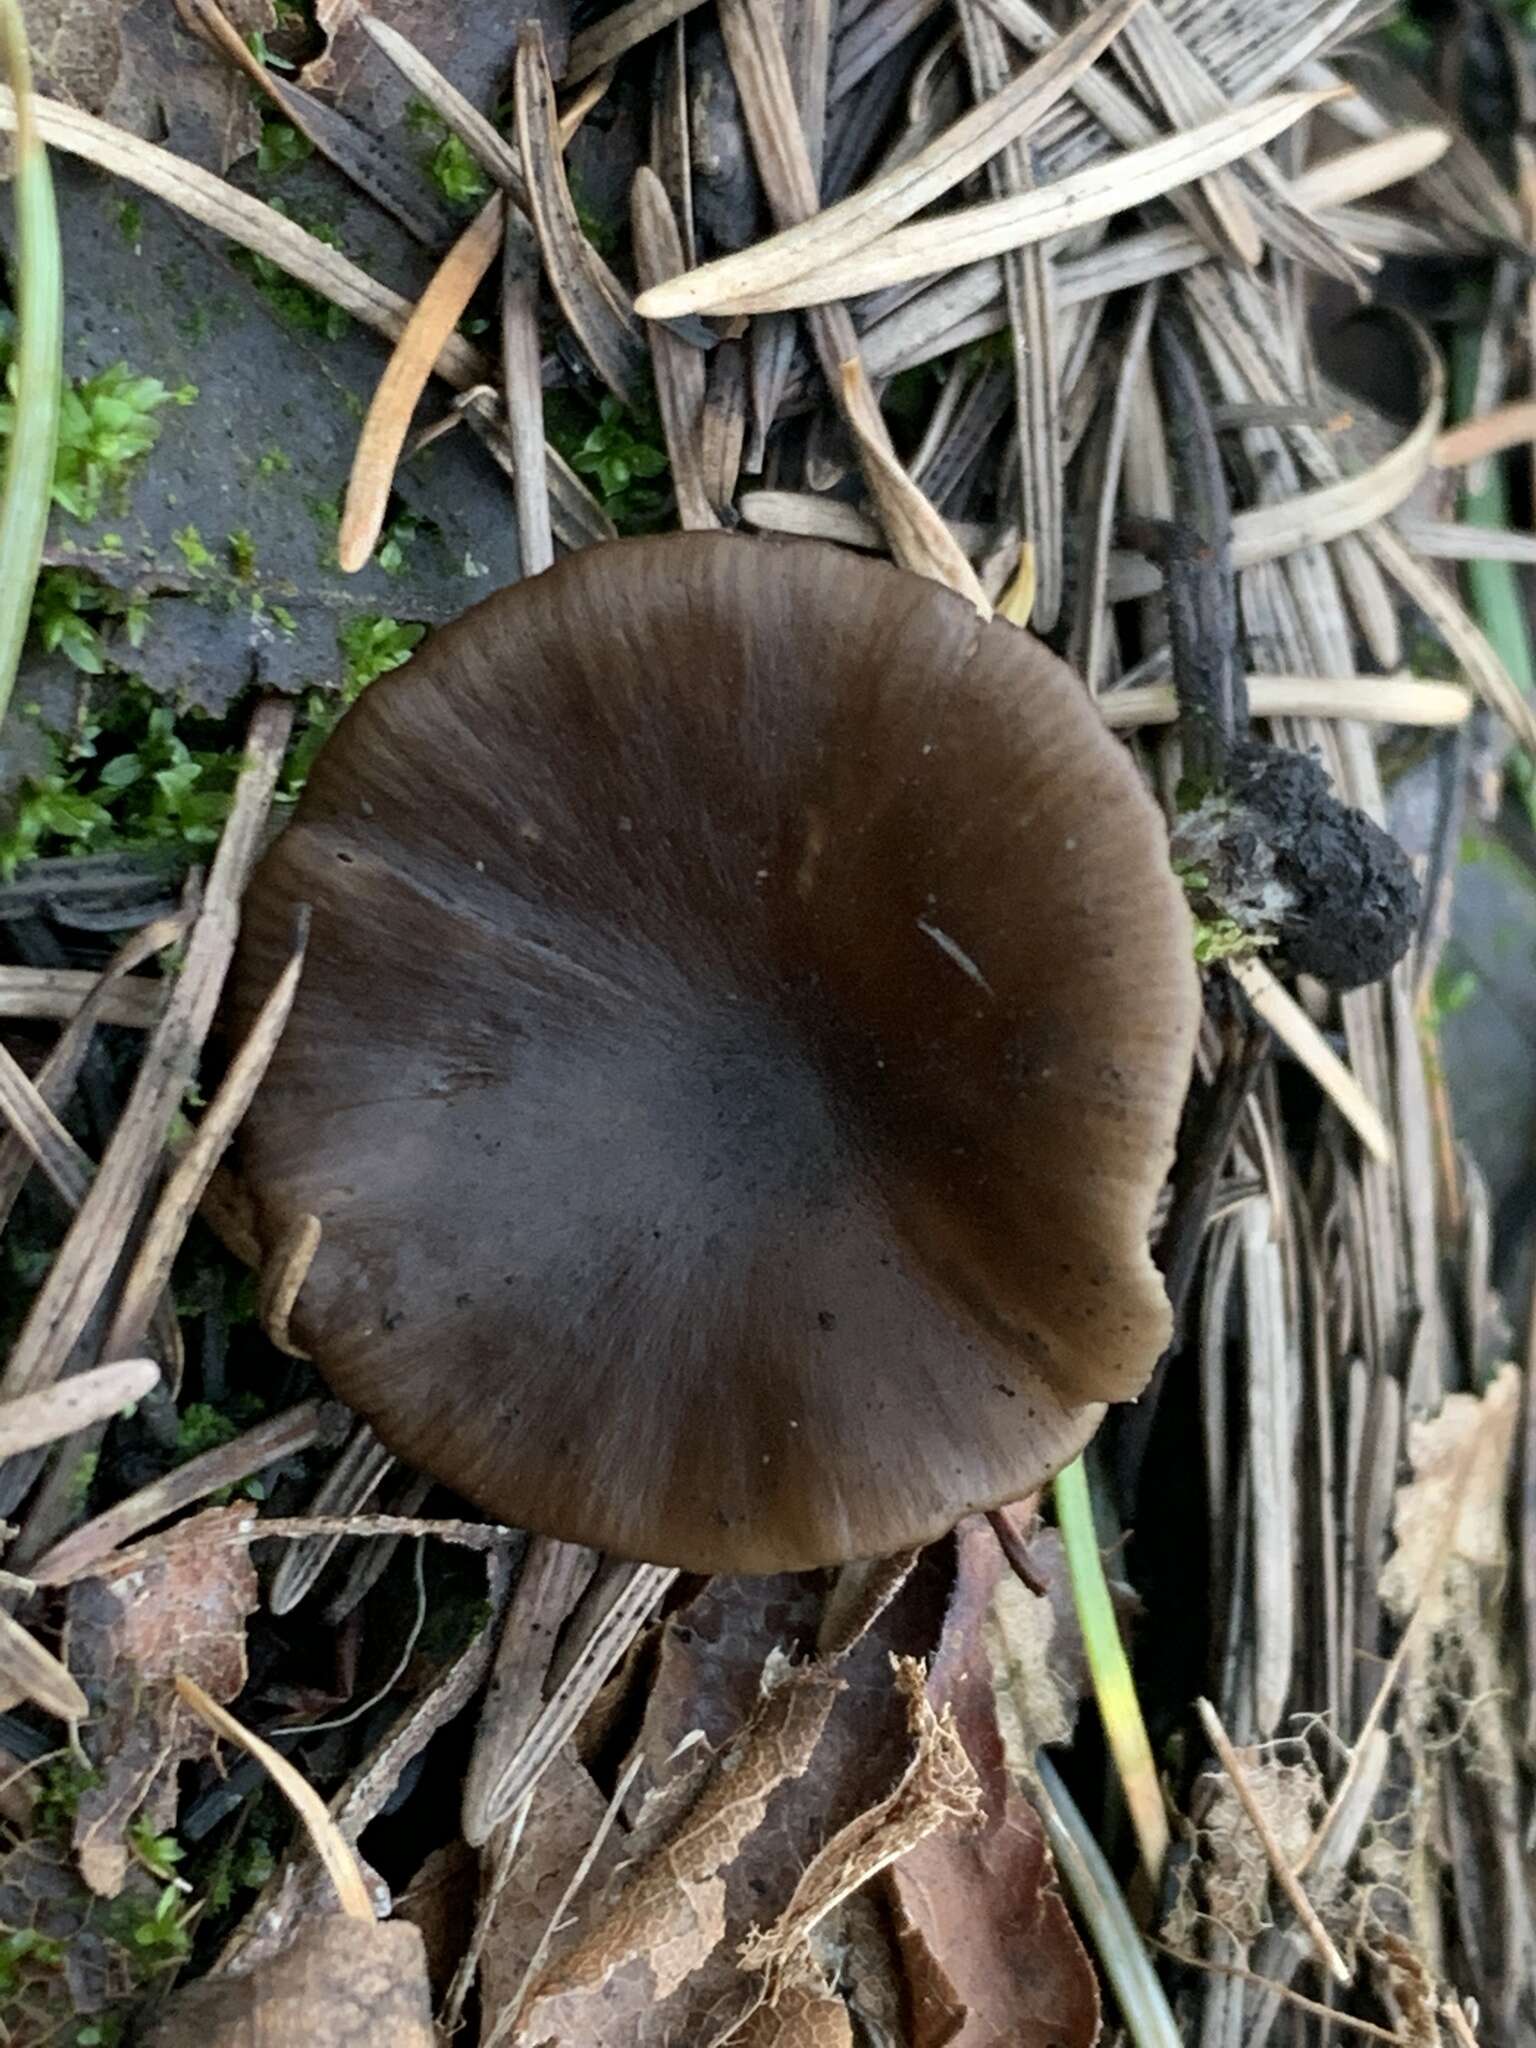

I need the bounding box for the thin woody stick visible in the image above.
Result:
[1195,1696,1350,1985]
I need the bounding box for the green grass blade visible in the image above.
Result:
[1449,327,1535,699]
[0,0,63,726]
[1054,1451,1169,1882]
[1034,1752,1184,2048]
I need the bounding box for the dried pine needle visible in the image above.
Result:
[339,196,506,572]
[1101,675,1471,730]
[1228,957,1393,1162]
[634,0,1145,317]
[640,87,1343,314]
[175,1676,376,1919]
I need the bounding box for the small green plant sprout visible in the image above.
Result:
[0,681,244,878]
[0,1927,67,2000]
[127,1818,188,1889]
[340,613,426,688]
[374,507,427,576]
[280,615,426,797]
[546,392,671,532]
[406,97,492,207]
[256,116,312,175]
[0,360,197,526]
[430,131,490,206]
[31,568,148,673]
[109,1881,195,1978]
[227,527,257,579]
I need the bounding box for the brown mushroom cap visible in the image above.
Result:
[232,533,1199,1571]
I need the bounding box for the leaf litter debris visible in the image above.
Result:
[0,0,1534,2043]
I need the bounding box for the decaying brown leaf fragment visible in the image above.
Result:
[739,1656,982,1992]
[514,1657,843,2037]
[142,1916,434,2048]
[733,1967,855,2045]
[885,1518,1101,2048]
[1379,1362,1522,1645]
[64,1505,258,1899]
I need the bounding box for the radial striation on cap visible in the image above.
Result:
[232,533,1201,1571]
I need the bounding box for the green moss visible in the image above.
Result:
[196,1789,283,1918]
[115,201,142,249]
[33,1759,101,1840]
[0,1930,69,2002]
[68,1448,99,1507]
[256,446,292,477]
[227,527,257,580]
[3,561,428,877]
[173,1401,242,1461]
[231,200,349,340]
[567,166,618,257]
[1190,916,1273,967]
[171,523,215,572]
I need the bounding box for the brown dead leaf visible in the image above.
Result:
[1370,1929,1442,2048]
[740,1658,982,1992]
[64,1506,258,1897]
[1380,1363,1521,1637]
[885,1518,1101,2048]
[516,1658,843,2038]
[302,0,569,125]
[1163,1754,1323,1949]
[734,1963,855,2046]
[479,1745,633,2025]
[143,1915,434,2047]
[20,0,132,112]
[486,1558,956,2043]
[15,0,274,175]
[987,1514,1084,1760]
[397,1839,479,2000]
